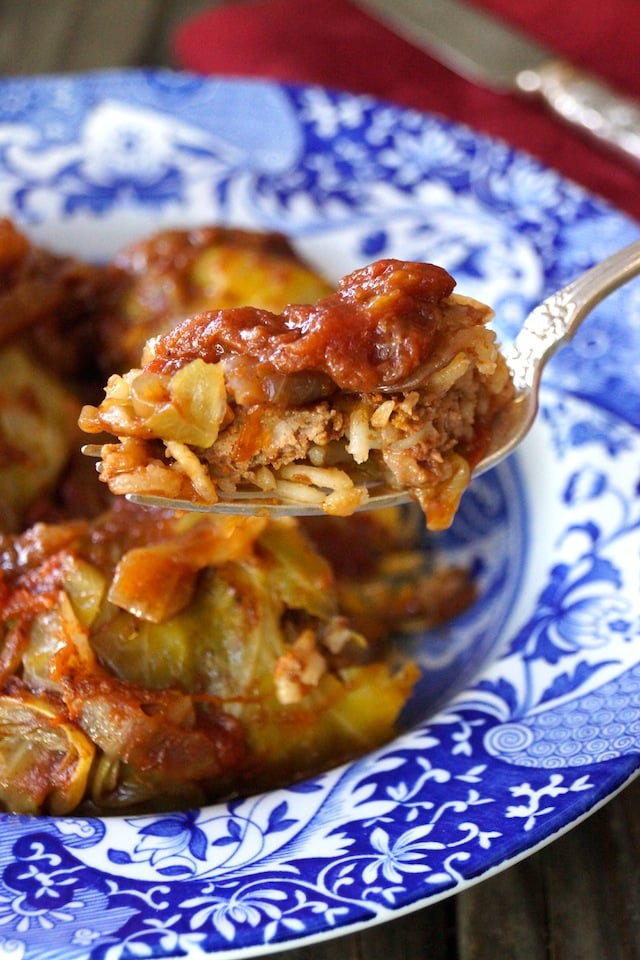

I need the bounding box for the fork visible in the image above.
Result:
[90,238,640,517]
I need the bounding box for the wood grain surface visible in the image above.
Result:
[0,2,638,957]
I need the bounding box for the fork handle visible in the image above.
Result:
[506,238,640,392]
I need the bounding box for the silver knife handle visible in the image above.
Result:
[516,61,640,168]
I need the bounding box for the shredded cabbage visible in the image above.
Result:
[0,503,466,814]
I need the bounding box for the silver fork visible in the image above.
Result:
[88,238,640,517]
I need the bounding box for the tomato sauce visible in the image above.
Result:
[149,259,455,401]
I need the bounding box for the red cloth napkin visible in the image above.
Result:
[173,0,640,222]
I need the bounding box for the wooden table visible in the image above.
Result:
[1,2,638,957]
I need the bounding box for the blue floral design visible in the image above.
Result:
[0,70,639,959]
[0,840,87,934]
[108,810,209,877]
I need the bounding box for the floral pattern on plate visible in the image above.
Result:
[0,69,639,959]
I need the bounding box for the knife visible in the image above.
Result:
[355,0,640,169]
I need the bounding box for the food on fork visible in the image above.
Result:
[80,258,515,529]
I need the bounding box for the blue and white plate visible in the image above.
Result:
[1,70,639,960]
